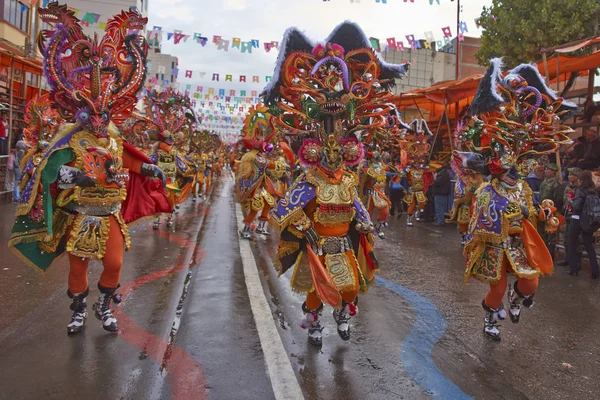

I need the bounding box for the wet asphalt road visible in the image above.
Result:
[0,174,599,400]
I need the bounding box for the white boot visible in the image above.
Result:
[93,285,121,332]
[302,302,323,346]
[333,300,357,341]
[239,224,252,240]
[67,288,88,335]
[482,300,505,341]
[255,220,271,236]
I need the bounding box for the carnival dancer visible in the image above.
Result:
[446,151,485,244]
[235,105,280,238]
[268,142,294,202]
[360,149,391,238]
[400,119,435,226]
[9,4,170,335]
[266,22,408,345]
[143,88,198,228]
[461,59,575,341]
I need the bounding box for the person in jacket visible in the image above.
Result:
[538,163,565,258]
[576,129,600,170]
[556,167,582,267]
[567,171,599,278]
[431,163,451,226]
[386,168,405,218]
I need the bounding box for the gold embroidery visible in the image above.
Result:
[66,215,111,259]
[290,252,314,294]
[306,170,357,205]
[325,253,356,292]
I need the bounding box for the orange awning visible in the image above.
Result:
[544,36,600,54]
[537,51,600,80]
[0,49,44,76]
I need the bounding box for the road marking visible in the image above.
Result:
[375,276,473,400]
[235,202,305,400]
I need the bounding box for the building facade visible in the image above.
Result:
[382,37,486,95]
[66,0,147,38]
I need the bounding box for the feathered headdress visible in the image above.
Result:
[261,21,408,169]
[459,59,576,176]
[38,3,148,136]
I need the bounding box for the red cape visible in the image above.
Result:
[121,141,173,224]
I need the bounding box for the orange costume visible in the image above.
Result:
[461,59,574,341]
[264,22,408,346]
[9,5,170,335]
[360,153,391,238]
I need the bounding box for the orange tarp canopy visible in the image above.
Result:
[393,74,484,109]
[545,36,600,54]
[540,50,600,80]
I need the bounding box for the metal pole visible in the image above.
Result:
[7,53,14,156]
[585,7,600,122]
[455,0,460,80]
[542,53,550,85]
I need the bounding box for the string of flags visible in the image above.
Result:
[58,0,478,56]
[147,20,472,54]
[154,69,273,84]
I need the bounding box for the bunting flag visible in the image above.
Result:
[61,4,480,58]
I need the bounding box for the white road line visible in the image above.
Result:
[235,203,305,400]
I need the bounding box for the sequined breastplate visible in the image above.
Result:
[410,170,424,191]
[307,170,357,225]
[157,149,177,180]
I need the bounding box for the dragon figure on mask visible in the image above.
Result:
[460,59,575,341]
[8,3,171,335]
[263,22,408,346]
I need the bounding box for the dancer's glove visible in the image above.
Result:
[141,163,167,187]
[355,220,375,233]
[58,166,95,188]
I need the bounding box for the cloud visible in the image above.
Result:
[148,0,492,93]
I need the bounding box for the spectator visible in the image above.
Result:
[556,167,582,266]
[566,171,599,279]
[431,163,451,226]
[565,136,587,168]
[538,163,564,259]
[539,163,565,212]
[386,169,405,218]
[13,138,27,202]
[576,128,600,170]
[0,112,8,155]
[525,166,543,198]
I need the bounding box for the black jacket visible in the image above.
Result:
[431,167,451,196]
[571,186,597,216]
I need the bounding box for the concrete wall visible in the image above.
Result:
[0,21,27,48]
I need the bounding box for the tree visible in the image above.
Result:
[475,0,600,67]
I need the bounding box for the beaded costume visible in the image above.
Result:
[460,59,575,341]
[446,151,485,243]
[235,105,282,238]
[359,150,391,238]
[8,4,170,334]
[264,22,408,346]
[142,88,198,229]
[399,119,435,226]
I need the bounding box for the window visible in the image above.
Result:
[3,0,29,32]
